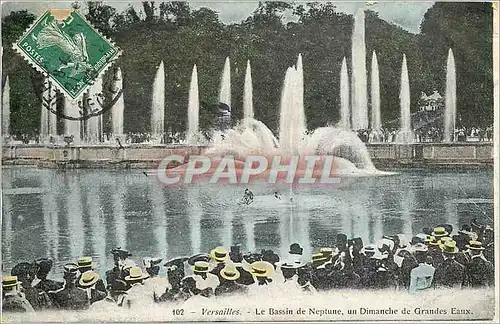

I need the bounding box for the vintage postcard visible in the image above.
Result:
[1,1,498,323]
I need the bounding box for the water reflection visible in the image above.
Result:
[149,182,167,257]
[66,175,85,261]
[85,174,106,266]
[112,178,127,250]
[40,173,59,261]
[1,168,493,274]
[187,189,202,254]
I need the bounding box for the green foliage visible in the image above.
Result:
[1,2,493,136]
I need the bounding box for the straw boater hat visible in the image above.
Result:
[439,236,453,245]
[220,265,240,281]
[311,252,328,265]
[428,236,440,246]
[319,247,334,258]
[440,240,459,254]
[210,247,228,263]
[192,261,210,273]
[2,276,20,289]
[77,256,96,269]
[250,261,274,278]
[79,271,100,288]
[124,267,149,281]
[466,241,485,251]
[431,227,449,238]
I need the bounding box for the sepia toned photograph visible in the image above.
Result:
[1,1,497,322]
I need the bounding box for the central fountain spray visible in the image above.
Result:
[187,64,200,145]
[205,54,378,175]
[243,60,254,128]
[351,8,368,130]
[340,57,350,130]
[279,54,307,156]
[444,49,456,142]
[396,54,414,143]
[151,61,165,143]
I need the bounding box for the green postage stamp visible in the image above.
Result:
[13,9,120,99]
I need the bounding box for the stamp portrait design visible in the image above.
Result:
[0,1,498,323]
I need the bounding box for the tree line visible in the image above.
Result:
[1,1,493,137]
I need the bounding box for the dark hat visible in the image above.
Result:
[421,227,433,235]
[229,246,243,263]
[351,237,364,248]
[164,256,189,269]
[460,224,472,232]
[11,262,33,278]
[35,258,53,274]
[411,236,425,246]
[243,253,262,264]
[187,253,210,266]
[261,250,280,265]
[441,224,453,236]
[289,243,303,255]
[110,247,132,258]
[143,257,163,268]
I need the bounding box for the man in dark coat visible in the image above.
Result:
[2,276,35,313]
[397,249,418,290]
[49,263,90,310]
[156,257,187,303]
[229,248,255,286]
[464,241,494,288]
[32,258,63,293]
[427,237,444,268]
[215,265,248,296]
[433,240,465,288]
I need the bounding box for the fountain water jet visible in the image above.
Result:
[340,57,350,130]
[111,68,124,138]
[351,9,368,130]
[85,75,103,144]
[217,57,232,131]
[370,51,383,142]
[64,97,81,144]
[151,61,165,143]
[444,49,456,142]
[187,64,200,145]
[395,54,414,143]
[201,55,381,177]
[243,60,254,128]
[2,76,10,138]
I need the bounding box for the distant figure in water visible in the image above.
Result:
[242,189,254,205]
[274,192,281,200]
[116,138,125,150]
